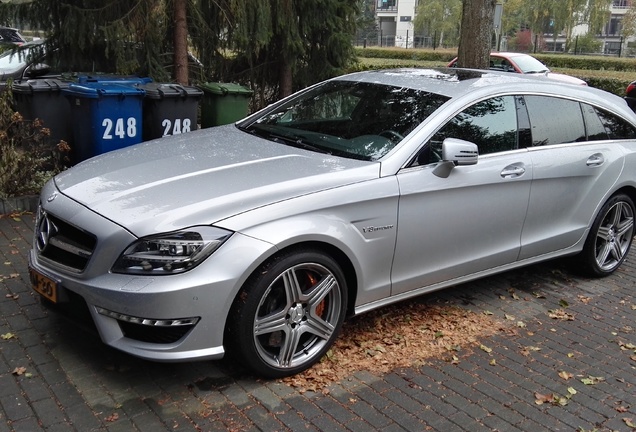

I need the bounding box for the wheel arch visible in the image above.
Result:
[576,185,636,277]
[612,185,636,209]
[284,241,359,316]
[223,240,359,343]
[587,185,636,231]
[253,241,359,316]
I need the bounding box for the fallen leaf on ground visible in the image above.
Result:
[12,367,27,376]
[580,376,605,385]
[578,295,591,304]
[535,392,554,405]
[1,333,17,340]
[104,413,119,422]
[281,303,499,391]
[548,309,574,320]
[558,371,573,380]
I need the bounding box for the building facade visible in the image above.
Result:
[375,0,636,55]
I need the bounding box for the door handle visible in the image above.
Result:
[586,153,604,167]
[501,164,526,179]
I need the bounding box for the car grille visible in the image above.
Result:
[35,208,96,272]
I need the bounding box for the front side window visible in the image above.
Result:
[241,81,449,161]
[418,96,518,165]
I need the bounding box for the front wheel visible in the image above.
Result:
[226,249,347,378]
[579,193,635,277]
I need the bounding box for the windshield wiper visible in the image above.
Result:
[240,124,332,155]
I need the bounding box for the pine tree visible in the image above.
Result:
[190,0,359,105]
[1,0,360,106]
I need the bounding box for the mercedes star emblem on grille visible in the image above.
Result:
[36,212,57,253]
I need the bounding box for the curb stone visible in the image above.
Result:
[0,195,38,215]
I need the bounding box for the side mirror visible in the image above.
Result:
[442,138,478,165]
[433,138,478,178]
[25,63,51,78]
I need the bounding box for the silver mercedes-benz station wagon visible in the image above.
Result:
[29,68,636,377]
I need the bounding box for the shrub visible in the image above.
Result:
[0,86,71,198]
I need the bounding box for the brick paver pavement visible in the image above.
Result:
[1,212,634,431]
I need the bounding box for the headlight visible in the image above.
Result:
[112,227,232,275]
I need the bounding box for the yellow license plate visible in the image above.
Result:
[29,268,58,303]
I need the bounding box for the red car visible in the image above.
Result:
[625,80,636,111]
[448,52,587,86]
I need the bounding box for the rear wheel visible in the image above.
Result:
[579,194,635,277]
[227,249,347,378]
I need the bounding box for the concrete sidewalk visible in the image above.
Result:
[1,212,635,431]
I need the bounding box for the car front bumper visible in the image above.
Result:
[28,189,275,362]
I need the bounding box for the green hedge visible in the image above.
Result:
[355,47,457,63]
[534,53,636,72]
[355,47,636,72]
[353,47,635,97]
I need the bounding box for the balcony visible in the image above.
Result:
[377,0,398,13]
[612,0,630,9]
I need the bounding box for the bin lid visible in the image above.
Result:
[198,82,253,96]
[141,83,203,99]
[62,82,146,99]
[78,75,153,85]
[12,78,71,94]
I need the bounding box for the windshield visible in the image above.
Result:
[511,55,550,74]
[241,80,449,161]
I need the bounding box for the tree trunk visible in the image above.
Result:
[173,0,189,85]
[278,57,293,99]
[457,0,497,69]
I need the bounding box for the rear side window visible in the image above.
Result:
[595,107,636,140]
[525,96,586,146]
[581,103,609,141]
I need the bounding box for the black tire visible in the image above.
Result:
[579,193,635,277]
[226,249,347,378]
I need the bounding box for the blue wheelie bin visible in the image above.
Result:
[63,82,145,163]
[77,75,153,86]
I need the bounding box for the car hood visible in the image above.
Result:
[54,125,379,237]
